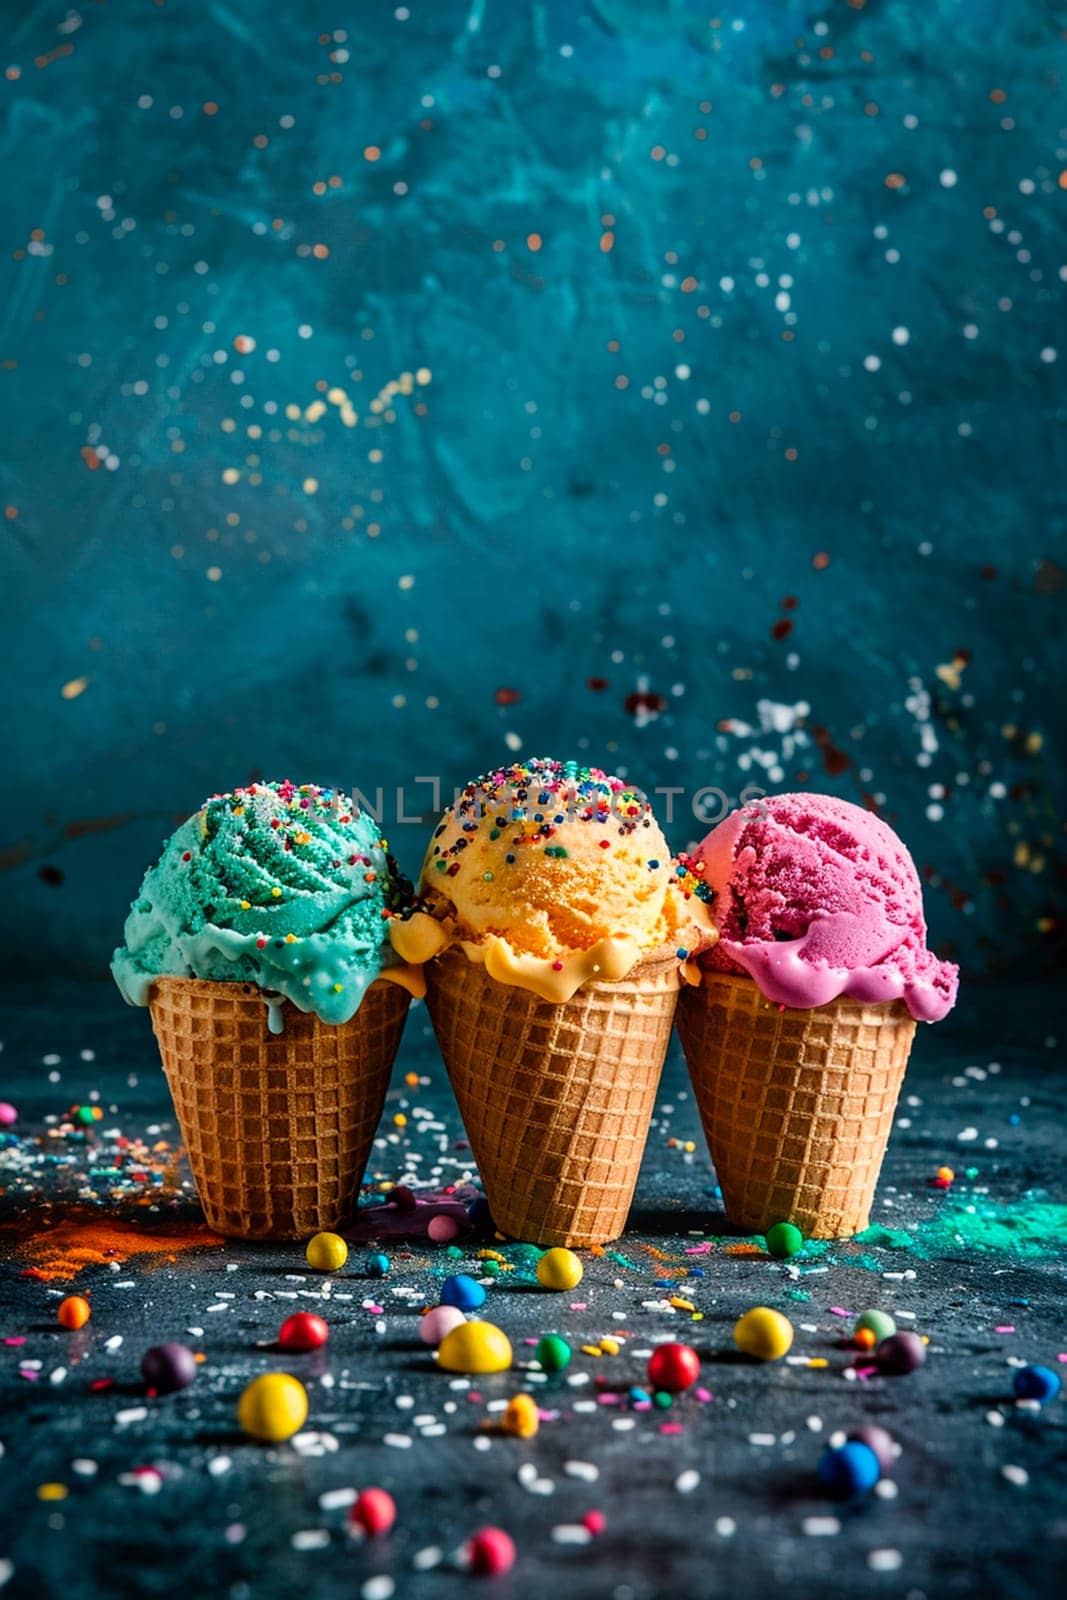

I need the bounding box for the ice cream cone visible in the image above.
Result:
[676,971,915,1239]
[425,946,681,1248]
[149,976,410,1240]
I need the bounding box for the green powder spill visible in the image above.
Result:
[793,1199,1067,1268]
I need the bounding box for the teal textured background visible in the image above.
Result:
[1,0,1064,983]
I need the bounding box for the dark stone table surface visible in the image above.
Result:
[1,981,1064,1600]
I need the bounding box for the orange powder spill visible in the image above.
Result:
[8,1216,224,1282]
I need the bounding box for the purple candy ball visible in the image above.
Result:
[141,1342,198,1394]
[847,1424,897,1473]
[876,1331,926,1375]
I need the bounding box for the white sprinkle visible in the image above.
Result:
[957,1126,979,1142]
[748,1433,776,1447]
[318,1487,357,1511]
[563,1460,599,1482]
[806,1416,823,1433]
[986,1410,1006,1428]
[874,1479,899,1500]
[552,1525,593,1545]
[1001,1464,1029,1486]
[361,1577,395,1600]
[383,1433,413,1450]
[71,1459,98,1476]
[205,1303,230,1313]
[0,1561,13,1590]
[868,1549,903,1572]
[115,1406,147,1425]
[612,1417,636,1432]
[715,1517,736,1537]
[104,1336,123,1352]
[412,1548,443,1571]
[891,326,910,345]
[291,1431,339,1456]
[675,1470,700,1494]
[207,1456,232,1476]
[291,1530,330,1551]
[50,1368,67,1386]
[803,1516,841,1536]
[940,168,958,187]
[472,1436,491,1452]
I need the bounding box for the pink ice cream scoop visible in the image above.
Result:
[687,793,958,1023]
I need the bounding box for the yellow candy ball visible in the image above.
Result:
[437,1320,513,1374]
[305,1232,348,1272]
[501,1393,540,1438]
[237,1373,308,1442]
[536,1247,584,1291]
[734,1306,794,1361]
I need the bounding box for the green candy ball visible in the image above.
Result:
[856,1309,897,1342]
[766,1222,804,1259]
[535,1334,572,1374]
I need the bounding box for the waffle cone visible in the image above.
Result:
[676,971,915,1239]
[148,976,410,1240]
[424,946,680,1248]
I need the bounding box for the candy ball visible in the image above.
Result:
[734,1306,794,1361]
[847,1424,897,1474]
[934,1165,955,1189]
[305,1232,348,1272]
[535,1334,572,1373]
[876,1331,926,1374]
[502,1393,540,1438]
[349,1487,396,1537]
[366,1252,391,1278]
[237,1373,308,1441]
[141,1342,197,1393]
[419,1305,466,1347]
[647,1342,701,1394]
[536,1248,583,1291]
[1013,1364,1061,1405]
[278,1312,329,1352]
[467,1527,516,1577]
[583,1510,606,1536]
[0,1102,18,1127]
[765,1222,804,1259]
[57,1295,91,1330]
[817,1441,881,1499]
[855,1309,896,1343]
[441,1273,486,1311]
[437,1321,512,1375]
[428,1213,461,1243]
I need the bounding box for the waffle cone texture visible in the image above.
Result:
[676,971,915,1239]
[424,946,681,1248]
[149,976,410,1240]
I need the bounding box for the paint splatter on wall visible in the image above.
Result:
[1,2,1063,982]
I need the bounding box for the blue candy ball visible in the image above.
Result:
[816,1441,881,1499]
[367,1252,391,1278]
[1013,1364,1061,1405]
[440,1273,486,1311]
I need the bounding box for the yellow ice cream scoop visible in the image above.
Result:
[391,758,715,1000]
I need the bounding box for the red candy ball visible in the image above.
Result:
[350,1488,396,1537]
[647,1341,701,1393]
[278,1312,329,1352]
[583,1510,606,1536]
[467,1527,516,1577]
